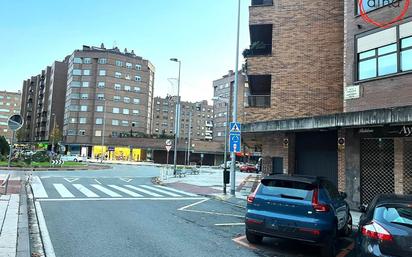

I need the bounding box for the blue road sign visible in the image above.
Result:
[230,122,241,134]
[229,134,241,153]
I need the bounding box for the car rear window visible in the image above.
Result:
[259,179,315,201]
[375,204,412,228]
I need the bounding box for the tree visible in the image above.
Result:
[49,125,63,149]
[16,128,29,142]
[0,136,10,156]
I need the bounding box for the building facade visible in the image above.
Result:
[63,45,155,158]
[212,70,248,141]
[151,96,214,141]
[0,91,21,142]
[20,60,68,143]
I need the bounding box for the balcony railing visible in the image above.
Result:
[251,0,273,6]
[243,42,272,57]
[248,95,271,108]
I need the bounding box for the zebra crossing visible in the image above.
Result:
[31,177,199,200]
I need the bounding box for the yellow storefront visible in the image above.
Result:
[92,146,142,161]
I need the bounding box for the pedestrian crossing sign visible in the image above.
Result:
[230,122,241,134]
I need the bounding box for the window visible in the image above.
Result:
[133,98,140,104]
[97,93,105,100]
[80,93,88,99]
[73,69,82,75]
[115,60,123,67]
[217,132,222,136]
[401,37,412,71]
[99,70,106,76]
[126,62,132,69]
[96,118,103,125]
[358,43,397,80]
[80,105,88,111]
[112,120,119,126]
[70,118,77,123]
[67,130,76,136]
[124,85,131,91]
[114,84,121,90]
[82,82,89,87]
[73,57,82,64]
[71,94,80,99]
[83,70,91,76]
[123,109,129,115]
[124,97,130,103]
[83,58,91,64]
[135,75,141,81]
[125,74,131,80]
[121,120,129,126]
[79,118,87,124]
[132,110,139,115]
[98,58,107,64]
[134,86,141,92]
[111,132,119,137]
[136,64,142,70]
[70,81,81,88]
[357,0,396,14]
[97,82,105,88]
[112,107,120,114]
[95,130,102,137]
[96,106,103,112]
[69,105,79,111]
[115,72,122,78]
[114,96,121,101]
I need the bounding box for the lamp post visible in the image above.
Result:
[100,100,107,163]
[170,58,181,175]
[51,113,56,153]
[230,0,242,196]
[186,110,192,165]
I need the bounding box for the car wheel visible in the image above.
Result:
[340,213,353,237]
[245,229,263,244]
[321,228,336,257]
[74,159,78,162]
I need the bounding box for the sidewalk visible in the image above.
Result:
[0,194,19,257]
[88,159,161,166]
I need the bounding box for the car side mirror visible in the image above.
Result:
[340,192,347,199]
[359,204,368,213]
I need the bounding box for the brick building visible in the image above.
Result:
[0,91,21,142]
[20,60,68,143]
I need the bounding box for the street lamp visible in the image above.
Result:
[212,96,229,194]
[186,110,192,165]
[170,58,181,176]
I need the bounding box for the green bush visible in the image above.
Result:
[0,136,9,156]
[0,154,7,162]
[32,151,50,162]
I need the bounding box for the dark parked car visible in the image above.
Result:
[245,175,352,257]
[357,194,412,257]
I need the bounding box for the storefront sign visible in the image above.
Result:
[344,85,360,100]
[358,125,412,137]
[399,126,412,137]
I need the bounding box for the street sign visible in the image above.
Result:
[165,145,172,152]
[7,114,23,131]
[165,139,172,146]
[108,146,115,151]
[229,122,241,134]
[229,134,241,153]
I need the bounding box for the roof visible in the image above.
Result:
[262,174,321,184]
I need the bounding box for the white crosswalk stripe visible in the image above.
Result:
[108,185,143,197]
[154,185,198,197]
[73,184,99,198]
[124,185,164,197]
[91,184,122,197]
[53,184,75,198]
[140,185,182,197]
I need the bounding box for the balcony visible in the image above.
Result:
[251,0,273,6]
[243,24,272,57]
[248,75,271,108]
[204,135,213,140]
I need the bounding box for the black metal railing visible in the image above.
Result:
[251,0,273,6]
[248,95,271,108]
[243,43,272,57]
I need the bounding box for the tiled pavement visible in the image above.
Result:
[0,194,19,257]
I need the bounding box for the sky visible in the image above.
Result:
[0,0,250,102]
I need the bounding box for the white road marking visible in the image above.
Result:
[73,184,99,198]
[93,179,102,185]
[64,178,79,183]
[35,202,56,257]
[140,185,181,197]
[154,185,198,197]
[37,197,207,202]
[119,178,133,183]
[91,184,122,197]
[178,198,209,210]
[214,223,244,226]
[31,176,48,198]
[108,185,143,197]
[124,185,163,197]
[53,184,75,198]
[177,198,243,217]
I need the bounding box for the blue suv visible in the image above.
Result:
[245,175,352,257]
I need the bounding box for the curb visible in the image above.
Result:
[0,165,111,171]
[17,179,30,257]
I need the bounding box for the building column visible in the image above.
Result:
[394,138,404,195]
[338,129,346,192]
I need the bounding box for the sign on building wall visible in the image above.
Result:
[344,85,360,100]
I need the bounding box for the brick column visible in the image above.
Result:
[394,138,404,195]
[338,129,346,192]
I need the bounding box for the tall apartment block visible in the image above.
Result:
[0,91,21,142]
[151,96,213,141]
[20,60,68,143]
[212,70,247,142]
[63,45,155,157]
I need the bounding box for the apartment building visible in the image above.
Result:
[151,96,213,141]
[63,45,155,159]
[0,91,21,142]
[212,70,248,141]
[20,60,68,143]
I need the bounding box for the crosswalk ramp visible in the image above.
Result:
[33,181,198,200]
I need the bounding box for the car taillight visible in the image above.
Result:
[247,183,261,204]
[361,221,393,241]
[312,188,330,212]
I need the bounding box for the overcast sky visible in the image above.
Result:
[0,0,250,102]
